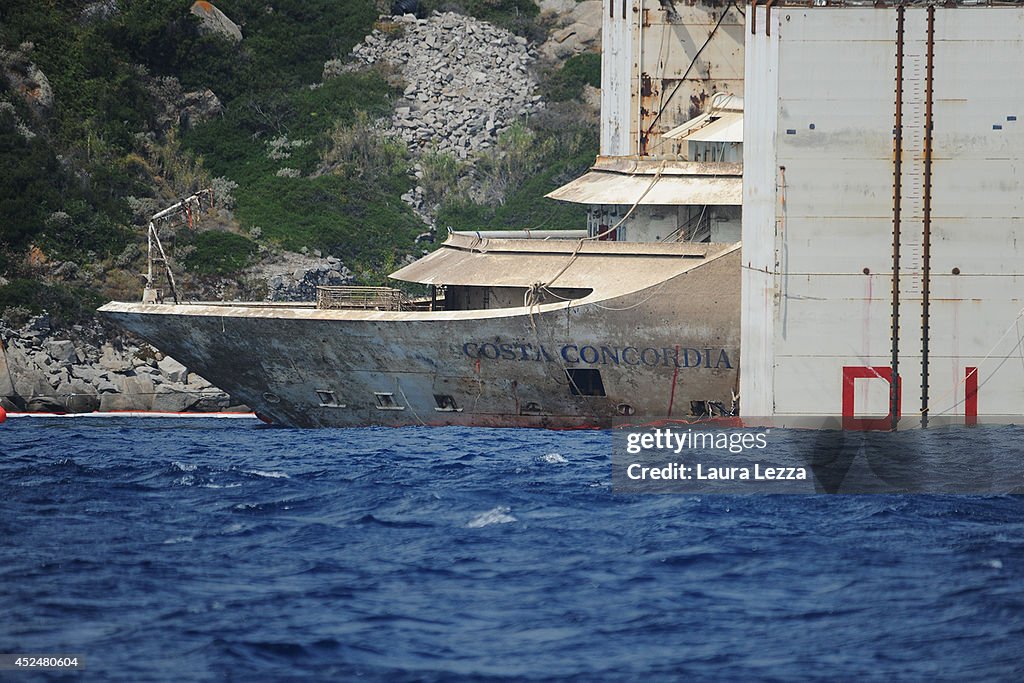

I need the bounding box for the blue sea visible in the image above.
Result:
[1,418,1022,681]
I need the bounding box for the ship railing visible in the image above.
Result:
[315,286,413,311]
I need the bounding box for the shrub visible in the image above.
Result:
[436,120,596,232]
[322,110,409,182]
[542,52,601,103]
[231,173,421,267]
[183,231,257,275]
[0,279,105,325]
[418,149,464,208]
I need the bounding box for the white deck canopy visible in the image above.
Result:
[389,232,734,295]
[545,157,742,206]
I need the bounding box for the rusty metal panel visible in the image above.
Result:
[746,8,899,418]
[777,219,893,275]
[637,2,745,157]
[925,7,1024,419]
[601,0,635,156]
[776,159,893,217]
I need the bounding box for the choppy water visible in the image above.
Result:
[1,418,1022,681]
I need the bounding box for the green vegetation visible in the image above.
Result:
[541,52,601,102]
[0,109,131,270]
[0,278,105,326]
[0,0,411,286]
[436,119,596,232]
[182,71,422,266]
[0,0,599,320]
[182,230,257,275]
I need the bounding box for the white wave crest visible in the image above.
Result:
[245,470,289,479]
[172,461,198,472]
[541,452,568,464]
[467,506,517,528]
[162,536,194,545]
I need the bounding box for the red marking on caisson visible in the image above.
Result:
[842,366,900,431]
[965,367,978,427]
[0,405,6,424]
[667,344,681,416]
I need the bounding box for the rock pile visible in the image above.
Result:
[0,317,238,414]
[266,257,355,302]
[348,12,541,159]
[246,250,356,302]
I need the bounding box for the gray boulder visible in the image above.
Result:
[190,1,242,42]
[179,89,222,128]
[26,395,64,413]
[0,46,54,119]
[157,356,188,383]
[152,384,198,412]
[44,339,78,364]
[98,344,132,373]
[99,392,142,412]
[118,375,156,411]
[80,1,120,24]
[65,382,100,413]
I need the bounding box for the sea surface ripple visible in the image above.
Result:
[1,419,1022,681]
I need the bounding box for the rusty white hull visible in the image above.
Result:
[99,245,740,428]
[99,245,737,428]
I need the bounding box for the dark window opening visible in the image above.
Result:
[521,401,543,414]
[375,392,404,410]
[566,368,606,397]
[434,394,460,412]
[316,389,344,408]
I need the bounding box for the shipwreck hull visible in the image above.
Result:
[100,245,740,428]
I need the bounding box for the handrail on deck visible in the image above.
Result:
[315,286,412,311]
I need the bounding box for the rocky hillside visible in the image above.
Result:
[0,0,602,412]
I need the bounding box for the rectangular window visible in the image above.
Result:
[565,368,606,397]
[316,389,345,408]
[374,392,405,410]
[433,394,461,412]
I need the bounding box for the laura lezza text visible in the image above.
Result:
[626,462,807,481]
